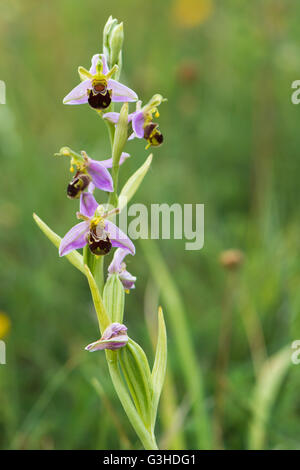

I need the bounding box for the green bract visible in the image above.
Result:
[103,273,125,324]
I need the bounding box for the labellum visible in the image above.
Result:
[87,224,112,255]
[144,122,164,147]
[88,89,112,110]
[67,172,91,199]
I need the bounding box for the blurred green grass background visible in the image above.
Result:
[1,0,300,449]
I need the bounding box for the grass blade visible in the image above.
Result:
[84,265,111,334]
[248,346,290,449]
[151,306,167,431]
[141,239,212,449]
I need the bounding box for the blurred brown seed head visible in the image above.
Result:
[0,202,19,229]
[177,60,199,83]
[219,249,244,270]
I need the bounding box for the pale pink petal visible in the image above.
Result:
[108,248,136,290]
[108,79,138,102]
[59,221,89,256]
[132,111,145,138]
[89,53,109,75]
[120,270,136,290]
[101,54,109,75]
[100,152,130,168]
[105,220,135,254]
[80,192,98,218]
[108,248,131,273]
[87,160,114,192]
[102,112,120,124]
[89,54,100,75]
[87,182,95,193]
[63,79,91,104]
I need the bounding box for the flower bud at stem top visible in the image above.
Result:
[103,16,124,77]
[109,23,123,74]
[103,16,117,50]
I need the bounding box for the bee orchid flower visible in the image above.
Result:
[56,147,130,199]
[103,94,165,148]
[63,53,138,110]
[108,248,136,290]
[59,193,135,257]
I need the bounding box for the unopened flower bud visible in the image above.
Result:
[85,322,128,352]
[109,23,123,70]
[103,16,124,75]
[103,16,118,51]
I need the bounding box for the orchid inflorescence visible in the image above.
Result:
[34,16,167,450]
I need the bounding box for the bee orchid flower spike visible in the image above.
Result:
[34,16,167,451]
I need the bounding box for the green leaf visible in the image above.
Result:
[83,245,104,294]
[248,346,290,450]
[84,264,111,334]
[151,306,167,430]
[106,349,157,449]
[119,154,153,211]
[103,273,125,323]
[118,338,153,429]
[33,213,85,275]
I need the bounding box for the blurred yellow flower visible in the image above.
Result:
[173,0,214,28]
[0,312,11,339]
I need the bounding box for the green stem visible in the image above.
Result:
[107,103,128,208]
[105,114,118,208]
[105,118,115,151]
[94,257,104,294]
[108,166,120,208]
[83,246,104,294]
[98,104,158,450]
